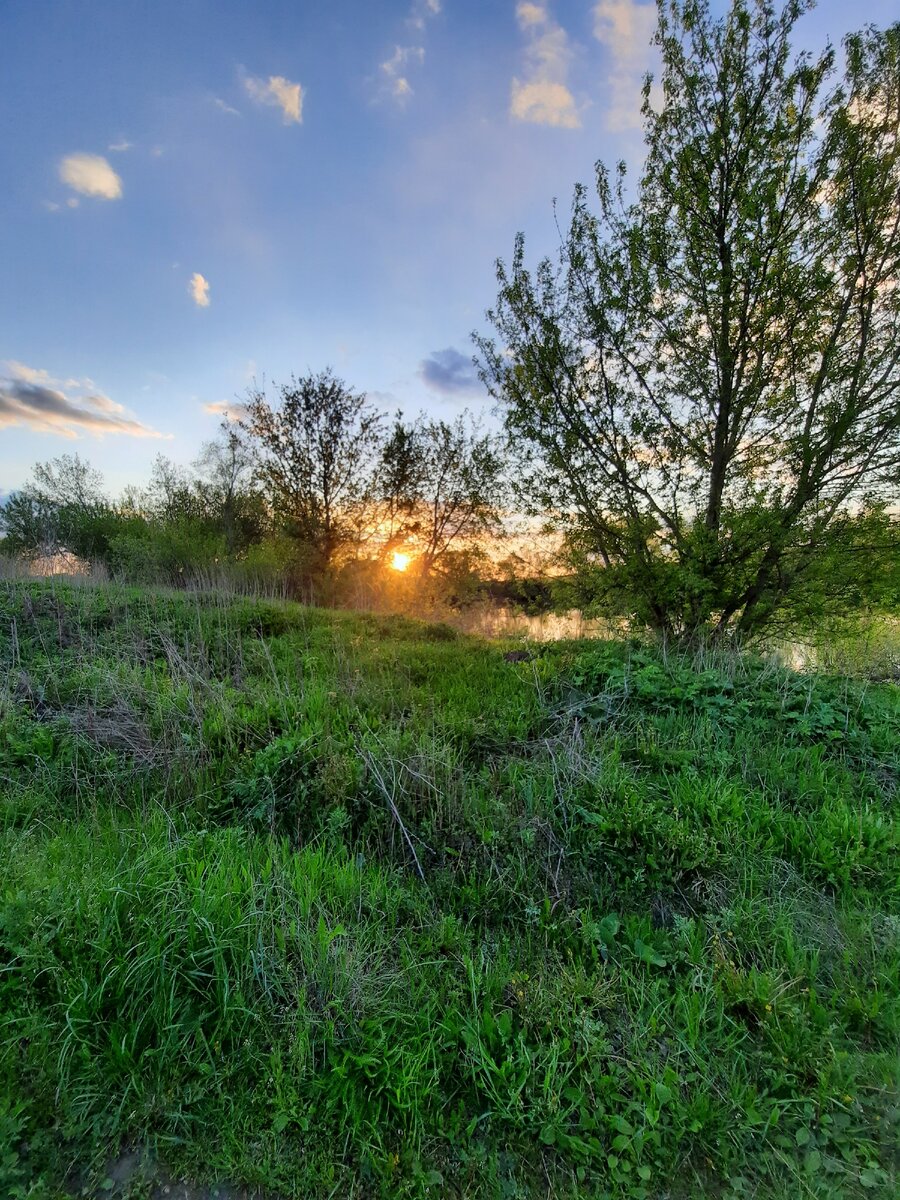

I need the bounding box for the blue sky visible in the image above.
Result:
[1,0,894,495]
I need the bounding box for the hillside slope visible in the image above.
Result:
[1,582,897,1198]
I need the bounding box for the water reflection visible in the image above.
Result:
[448,605,899,680]
[450,605,628,641]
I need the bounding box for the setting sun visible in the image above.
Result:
[390,551,411,573]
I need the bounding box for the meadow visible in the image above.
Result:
[1,579,897,1198]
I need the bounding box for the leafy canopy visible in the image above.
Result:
[478,0,900,638]
[242,369,384,569]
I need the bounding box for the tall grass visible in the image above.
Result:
[1,579,897,1198]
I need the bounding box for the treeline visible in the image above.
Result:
[1,354,897,631]
[0,370,547,610]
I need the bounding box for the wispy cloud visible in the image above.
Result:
[407,0,441,32]
[510,2,580,129]
[3,362,88,391]
[242,72,304,124]
[59,153,123,200]
[516,2,546,27]
[203,400,249,421]
[189,273,211,308]
[379,0,440,103]
[380,44,425,102]
[107,139,133,152]
[592,0,657,131]
[0,363,168,439]
[212,96,241,116]
[419,347,482,395]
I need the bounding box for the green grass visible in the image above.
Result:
[1,580,897,1198]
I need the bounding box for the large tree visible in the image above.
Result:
[477,0,900,638]
[241,369,384,569]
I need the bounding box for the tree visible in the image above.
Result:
[143,455,202,523]
[31,454,105,511]
[194,424,264,552]
[0,491,58,557]
[477,0,900,639]
[379,412,505,574]
[0,454,114,562]
[107,434,267,583]
[241,370,384,571]
[378,413,423,552]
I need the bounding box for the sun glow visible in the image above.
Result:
[391,551,411,572]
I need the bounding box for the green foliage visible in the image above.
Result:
[108,516,229,583]
[478,0,900,640]
[242,368,385,570]
[225,729,363,837]
[0,579,897,1198]
[0,453,128,564]
[0,441,268,585]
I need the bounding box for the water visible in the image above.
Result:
[450,605,899,679]
[450,605,629,641]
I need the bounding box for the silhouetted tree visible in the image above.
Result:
[241,369,384,571]
[380,412,505,573]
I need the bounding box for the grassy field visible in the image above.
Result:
[1,580,897,1199]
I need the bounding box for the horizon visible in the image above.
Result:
[2,0,895,497]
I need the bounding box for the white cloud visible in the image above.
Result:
[203,400,249,422]
[407,0,441,29]
[243,73,304,124]
[5,361,55,387]
[0,364,168,439]
[511,79,580,128]
[213,96,241,116]
[593,0,657,131]
[384,1,438,98]
[593,0,655,61]
[108,139,133,152]
[189,273,211,308]
[84,392,127,414]
[4,361,87,390]
[510,4,580,129]
[59,153,123,200]
[380,44,425,102]
[516,2,547,26]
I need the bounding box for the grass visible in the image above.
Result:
[0,579,897,1199]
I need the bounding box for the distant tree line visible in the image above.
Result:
[0,376,514,609]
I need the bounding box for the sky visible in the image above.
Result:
[2,0,896,496]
